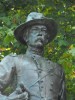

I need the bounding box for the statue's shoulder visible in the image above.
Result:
[9,53,17,57]
[54,62,64,77]
[16,53,26,58]
[0,53,17,69]
[7,53,32,62]
[1,53,17,62]
[49,60,63,70]
[46,59,64,77]
[16,54,31,61]
[5,54,28,65]
[55,62,63,71]
[9,53,27,59]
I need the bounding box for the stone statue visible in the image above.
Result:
[0,12,66,100]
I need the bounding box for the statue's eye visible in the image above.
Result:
[31,28,37,31]
[41,28,47,31]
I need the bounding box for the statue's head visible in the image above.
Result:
[14,12,57,46]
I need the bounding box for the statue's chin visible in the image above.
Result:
[29,43,43,49]
[35,42,44,48]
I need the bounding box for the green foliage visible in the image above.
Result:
[0,0,75,99]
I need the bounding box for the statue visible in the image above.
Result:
[0,12,66,100]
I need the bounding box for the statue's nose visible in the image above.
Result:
[37,29,43,36]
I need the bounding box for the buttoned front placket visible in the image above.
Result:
[30,55,53,100]
[31,55,43,100]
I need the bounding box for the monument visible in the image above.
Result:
[0,12,66,100]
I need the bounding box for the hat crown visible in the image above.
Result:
[26,12,45,22]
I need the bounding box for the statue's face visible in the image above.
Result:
[26,25,49,47]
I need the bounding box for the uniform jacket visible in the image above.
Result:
[0,53,66,100]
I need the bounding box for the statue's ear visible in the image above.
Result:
[23,35,28,44]
[23,29,29,43]
[44,33,49,45]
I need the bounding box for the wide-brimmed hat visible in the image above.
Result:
[14,12,57,44]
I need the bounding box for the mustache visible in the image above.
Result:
[35,37,44,43]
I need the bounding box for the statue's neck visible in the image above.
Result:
[26,46,44,57]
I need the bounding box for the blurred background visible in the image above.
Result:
[0,0,75,99]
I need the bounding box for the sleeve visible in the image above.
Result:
[58,65,66,100]
[0,54,16,92]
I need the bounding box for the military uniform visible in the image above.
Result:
[0,53,66,100]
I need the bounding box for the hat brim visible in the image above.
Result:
[14,18,57,45]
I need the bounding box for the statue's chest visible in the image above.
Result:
[16,57,56,99]
[16,57,51,85]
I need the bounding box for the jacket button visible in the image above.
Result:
[41,86,43,88]
[49,88,53,91]
[38,70,42,73]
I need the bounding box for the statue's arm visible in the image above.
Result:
[0,55,29,100]
[0,55,16,90]
[58,65,66,100]
[0,55,16,99]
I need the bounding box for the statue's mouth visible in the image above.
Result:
[36,37,44,43]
